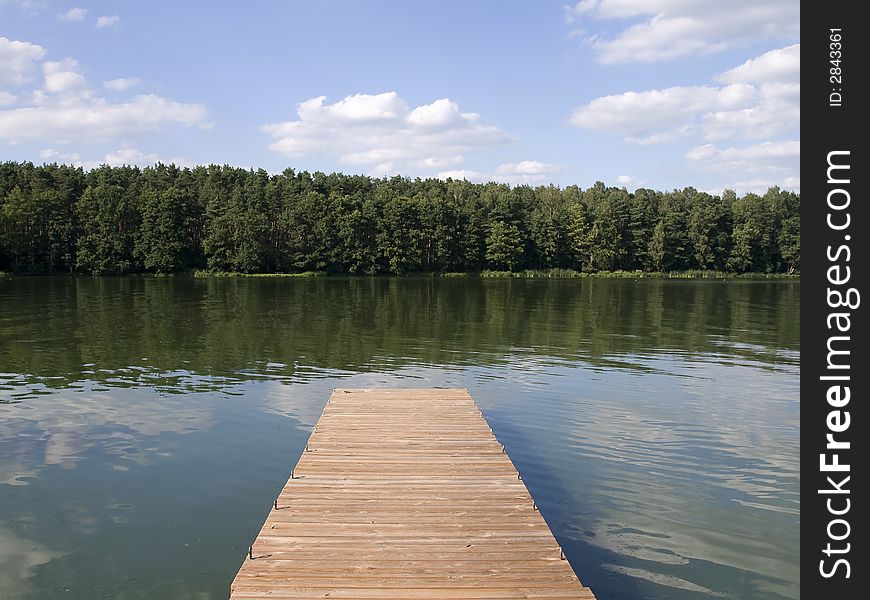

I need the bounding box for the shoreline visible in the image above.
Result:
[2,269,800,280]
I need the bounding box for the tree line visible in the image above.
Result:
[0,161,800,275]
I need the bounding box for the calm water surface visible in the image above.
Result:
[0,276,799,599]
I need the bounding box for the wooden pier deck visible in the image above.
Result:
[230,388,595,599]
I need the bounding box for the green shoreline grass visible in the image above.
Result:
[193,270,327,278]
[191,268,797,280]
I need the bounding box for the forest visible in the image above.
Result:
[0,161,799,275]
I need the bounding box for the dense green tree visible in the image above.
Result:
[334,194,379,274]
[688,191,730,270]
[136,187,191,273]
[728,193,770,272]
[529,186,568,269]
[378,195,424,274]
[652,190,691,271]
[566,199,592,271]
[485,220,523,270]
[626,189,658,270]
[587,220,619,271]
[0,187,39,271]
[0,161,800,275]
[0,164,82,272]
[728,222,756,272]
[75,169,140,274]
[648,221,666,271]
[778,214,800,273]
[765,187,800,273]
[425,196,465,272]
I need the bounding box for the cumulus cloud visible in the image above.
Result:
[496,160,560,176]
[566,0,799,63]
[1,96,209,143]
[616,175,635,186]
[104,78,140,91]
[438,160,561,185]
[686,140,800,194]
[40,147,196,170]
[570,45,799,144]
[78,148,197,169]
[0,40,210,145]
[57,7,87,21]
[716,44,800,85]
[263,92,511,176]
[569,42,800,193]
[42,59,89,96]
[0,37,47,86]
[701,83,799,142]
[437,169,488,183]
[571,84,758,141]
[95,15,121,29]
[102,148,163,166]
[38,147,80,162]
[729,176,800,195]
[687,139,799,168]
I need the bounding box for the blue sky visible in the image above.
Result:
[1,0,799,194]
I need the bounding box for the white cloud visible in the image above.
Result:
[263,92,511,176]
[496,160,560,176]
[571,84,757,139]
[38,147,80,162]
[0,91,16,106]
[0,0,47,14]
[687,139,799,166]
[77,148,197,169]
[42,59,89,96]
[701,83,799,142]
[1,95,209,143]
[626,126,695,146]
[570,45,799,144]
[686,140,800,194]
[39,148,196,169]
[104,78,140,91]
[716,44,800,85]
[420,156,464,169]
[39,147,196,169]
[438,160,561,186]
[727,177,800,195]
[0,37,47,86]
[0,41,210,145]
[407,98,470,130]
[102,148,162,167]
[95,15,121,29]
[437,169,488,183]
[569,41,800,193]
[301,92,405,123]
[567,1,799,63]
[57,7,87,21]
[616,175,635,185]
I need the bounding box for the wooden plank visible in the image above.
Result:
[230,389,595,599]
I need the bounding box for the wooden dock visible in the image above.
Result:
[230,388,595,599]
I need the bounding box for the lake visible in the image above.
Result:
[0,276,799,600]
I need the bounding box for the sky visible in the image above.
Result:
[1,0,800,195]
